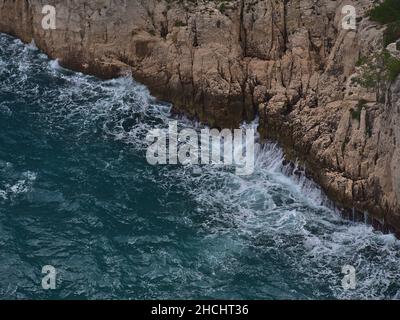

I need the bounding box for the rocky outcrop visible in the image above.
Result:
[1,0,400,233]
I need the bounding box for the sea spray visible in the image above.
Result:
[1,33,400,300]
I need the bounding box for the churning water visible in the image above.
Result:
[1,33,400,300]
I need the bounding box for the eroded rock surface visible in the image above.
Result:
[1,0,400,231]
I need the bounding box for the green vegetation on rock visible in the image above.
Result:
[354,1,400,85]
[355,50,400,87]
[369,0,400,46]
[369,0,400,24]
[383,50,400,81]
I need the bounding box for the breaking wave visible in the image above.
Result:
[1,33,400,300]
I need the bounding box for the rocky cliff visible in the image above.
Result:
[1,0,400,233]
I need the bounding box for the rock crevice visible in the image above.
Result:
[1,0,400,232]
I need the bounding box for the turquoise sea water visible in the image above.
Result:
[1,33,400,300]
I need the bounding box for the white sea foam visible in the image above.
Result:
[49,72,400,298]
[27,40,38,51]
[0,190,7,200]
[6,171,37,199]
[2,32,400,299]
[49,59,61,70]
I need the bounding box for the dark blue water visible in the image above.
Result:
[1,33,400,300]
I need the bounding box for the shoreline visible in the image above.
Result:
[7,30,400,238]
[1,0,399,236]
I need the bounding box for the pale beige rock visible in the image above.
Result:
[1,0,400,231]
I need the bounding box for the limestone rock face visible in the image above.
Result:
[1,0,400,231]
